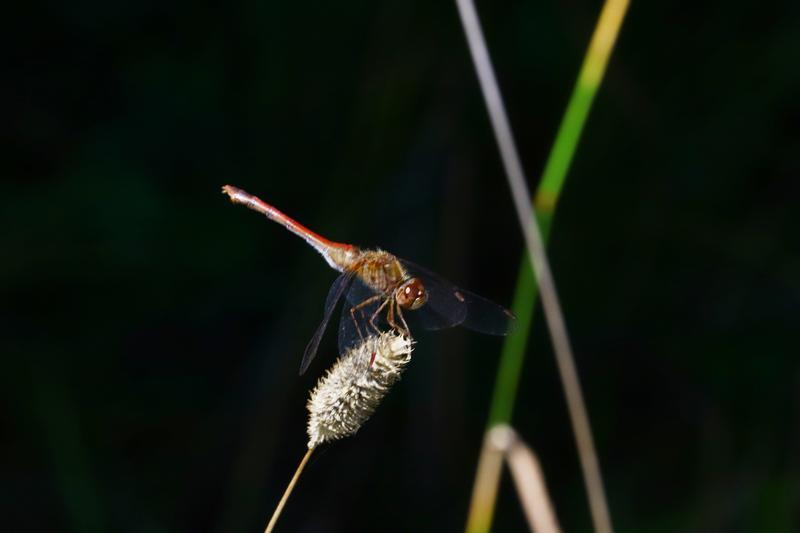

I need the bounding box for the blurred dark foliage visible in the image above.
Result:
[3,0,799,531]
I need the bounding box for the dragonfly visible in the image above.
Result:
[222,185,515,374]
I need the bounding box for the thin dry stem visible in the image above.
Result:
[454,1,612,531]
[465,431,505,532]
[494,427,561,533]
[466,425,561,533]
[264,447,315,533]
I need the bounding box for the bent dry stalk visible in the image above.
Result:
[265,332,414,533]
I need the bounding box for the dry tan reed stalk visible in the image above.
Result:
[468,425,561,533]
[264,447,314,533]
[491,426,560,533]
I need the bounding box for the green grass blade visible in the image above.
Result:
[467,1,630,531]
[488,76,601,426]
[489,0,629,430]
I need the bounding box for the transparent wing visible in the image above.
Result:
[404,265,468,330]
[456,287,516,335]
[399,259,515,336]
[338,277,390,356]
[300,271,355,375]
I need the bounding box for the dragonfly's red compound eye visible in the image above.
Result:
[397,278,427,310]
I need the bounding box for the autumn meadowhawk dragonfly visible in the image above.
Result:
[223,185,515,374]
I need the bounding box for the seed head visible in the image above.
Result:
[307,332,413,448]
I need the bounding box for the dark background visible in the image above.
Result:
[4,0,799,531]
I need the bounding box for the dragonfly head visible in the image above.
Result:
[396,277,427,310]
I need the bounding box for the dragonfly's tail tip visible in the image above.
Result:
[221,184,239,201]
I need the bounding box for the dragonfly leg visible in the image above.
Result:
[385,299,397,330]
[384,298,410,338]
[368,297,392,336]
[394,300,410,337]
[349,294,383,342]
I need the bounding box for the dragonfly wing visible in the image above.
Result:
[300,271,355,375]
[452,287,516,336]
[398,259,467,330]
[399,259,514,335]
[338,277,388,356]
[411,277,468,330]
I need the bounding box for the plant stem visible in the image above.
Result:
[264,447,315,533]
[458,0,630,531]
[465,431,506,533]
[497,426,561,533]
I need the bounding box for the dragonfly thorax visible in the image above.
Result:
[356,250,414,297]
[357,250,425,298]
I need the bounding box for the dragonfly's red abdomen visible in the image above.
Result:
[222,184,357,271]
